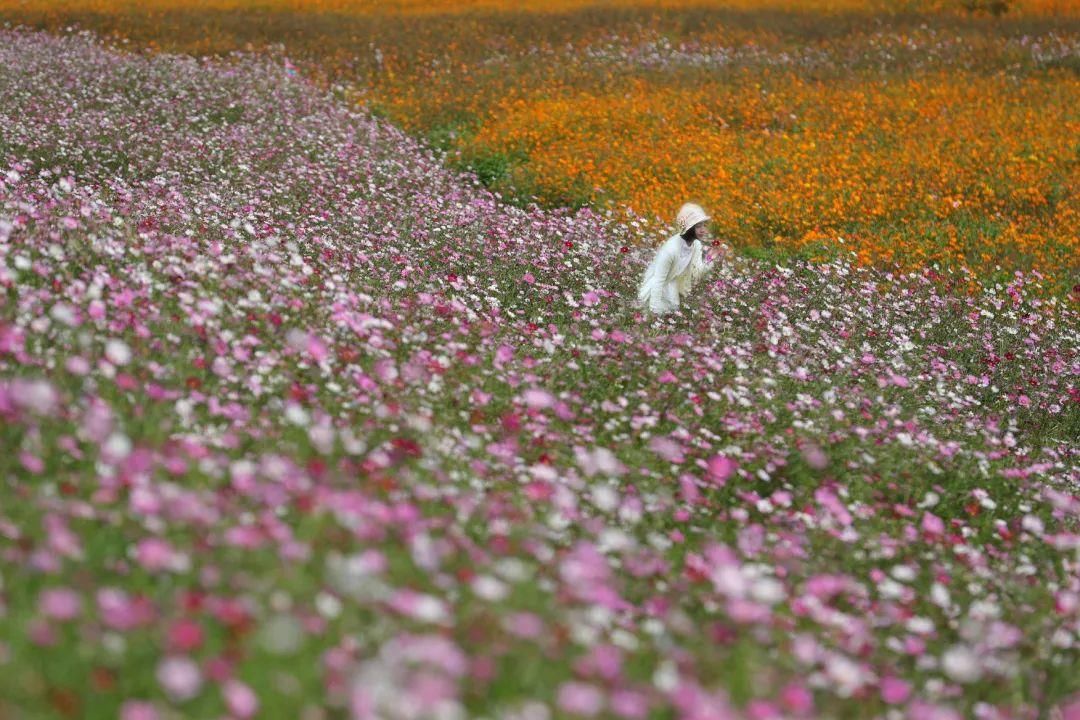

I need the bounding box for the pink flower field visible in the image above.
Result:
[1,29,1078,720]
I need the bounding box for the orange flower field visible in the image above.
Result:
[453,71,1078,273]
[3,0,1077,15]
[2,0,1078,290]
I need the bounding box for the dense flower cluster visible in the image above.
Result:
[1,29,1078,720]
[2,0,1077,291]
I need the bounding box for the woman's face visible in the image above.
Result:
[691,221,711,241]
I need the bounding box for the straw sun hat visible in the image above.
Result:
[676,203,711,235]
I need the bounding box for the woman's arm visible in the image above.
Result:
[703,241,732,273]
[640,244,677,312]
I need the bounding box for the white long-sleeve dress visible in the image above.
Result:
[637,234,713,314]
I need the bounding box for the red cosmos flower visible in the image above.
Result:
[48,688,79,717]
[501,412,521,433]
[91,667,116,692]
[182,590,205,612]
[294,493,316,513]
[390,436,422,458]
[213,598,251,630]
[620,246,629,253]
[373,475,397,493]
[683,554,709,583]
[168,618,204,652]
[564,240,573,249]
[489,535,511,554]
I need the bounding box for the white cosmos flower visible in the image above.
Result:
[285,404,310,427]
[942,645,982,683]
[750,577,785,605]
[590,485,619,512]
[471,575,509,602]
[930,583,951,608]
[105,338,131,365]
[890,565,917,583]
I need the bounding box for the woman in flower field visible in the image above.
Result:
[637,202,726,314]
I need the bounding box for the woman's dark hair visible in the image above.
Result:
[680,226,697,242]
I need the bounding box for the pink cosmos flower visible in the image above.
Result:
[504,612,544,639]
[706,455,736,484]
[815,487,853,526]
[908,701,962,720]
[521,388,555,409]
[560,542,612,588]
[223,679,259,719]
[747,700,781,719]
[8,378,58,415]
[649,436,684,463]
[156,656,202,702]
[1055,591,1079,615]
[579,644,622,681]
[779,683,814,714]
[98,588,156,631]
[19,452,44,474]
[135,537,176,572]
[802,444,828,470]
[387,590,449,624]
[494,344,514,367]
[558,682,604,717]
[610,690,649,719]
[921,512,945,536]
[1056,693,1080,720]
[680,475,701,504]
[65,356,91,375]
[308,334,329,362]
[39,588,81,621]
[119,701,159,720]
[881,676,911,704]
[803,574,848,601]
